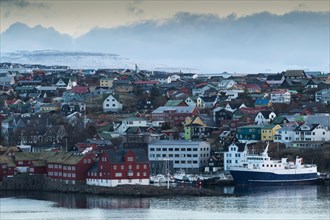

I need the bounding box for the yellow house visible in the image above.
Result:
[100,78,114,88]
[261,124,281,141]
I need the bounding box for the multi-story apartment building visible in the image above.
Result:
[148,140,210,174]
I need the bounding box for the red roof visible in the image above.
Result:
[195,82,208,88]
[240,107,268,114]
[71,86,89,94]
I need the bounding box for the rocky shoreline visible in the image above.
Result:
[0,175,232,197]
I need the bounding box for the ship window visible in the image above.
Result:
[266,164,269,167]
[270,165,273,167]
[262,164,264,167]
[274,165,277,167]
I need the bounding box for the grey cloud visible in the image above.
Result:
[1,11,329,73]
[127,1,144,16]
[1,0,47,8]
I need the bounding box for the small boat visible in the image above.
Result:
[229,143,318,185]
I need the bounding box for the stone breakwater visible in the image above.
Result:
[0,175,230,197]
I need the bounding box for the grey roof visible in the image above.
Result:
[152,106,196,114]
[104,149,148,163]
[266,74,284,81]
[304,114,330,128]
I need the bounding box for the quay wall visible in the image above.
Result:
[0,175,227,197]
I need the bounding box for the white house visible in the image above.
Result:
[270,90,291,104]
[184,97,196,107]
[148,140,210,173]
[255,111,277,125]
[192,84,215,97]
[196,96,217,109]
[218,79,237,90]
[103,94,123,112]
[315,89,330,104]
[266,74,285,87]
[223,143,247,171]
[167,74,181,83]
[294,123,330,142]
[114,117,149,135]
[274,123,299,147]
[225,89,244,100]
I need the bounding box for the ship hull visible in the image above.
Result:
[230,170,318,186]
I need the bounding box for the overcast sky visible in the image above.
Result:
[1,0,329,37]
[0,0,329,73]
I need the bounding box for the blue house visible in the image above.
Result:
[236,125,262,143]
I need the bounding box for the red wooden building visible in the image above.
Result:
[47,152,95,184]
[0,155,16,180]
[86,149,150,187]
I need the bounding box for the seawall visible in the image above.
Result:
[0,175,230,197]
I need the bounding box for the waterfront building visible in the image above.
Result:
[86,149,149,187]
[148,140,210,174]
[223,142,247,171]
[47,152,94,184]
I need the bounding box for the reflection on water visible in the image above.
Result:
[1,185,329,220]
[1,191,150,209]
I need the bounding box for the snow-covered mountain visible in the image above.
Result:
[0,50,200,73]
[0,50,140,69]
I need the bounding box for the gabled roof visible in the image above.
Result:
[283,70,306,77]
[104,149,148,163]
[295,123,319,132]
[259,110,274,119]
[164,100,186,106]
[199,96,217,102]
[266,74,284,81]
[152,106,196,114]
[71,86,89,94]
[223,142,246,152]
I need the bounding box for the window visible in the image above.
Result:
[143,172,146,176]
[137,172,140,177]
[136,165,140,169]
[121,165,124,170]
[127,157,134,161]
[150,148,155,151]
[143,164,147,169]
[113,165,117,170]
[115,172,122,177]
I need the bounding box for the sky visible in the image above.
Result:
[1,0,329,37]
[0,0,329,73]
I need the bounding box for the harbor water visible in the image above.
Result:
[0,185,329,220]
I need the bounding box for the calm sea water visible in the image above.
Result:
[0,185,329,220]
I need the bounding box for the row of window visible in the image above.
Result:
[174,160,198,164]
[150,154,203,158]
[226,153,241,158]
[100,164,147,170]
[150,148,199,152]
[48,171,76,177]
[48,164,76,171]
